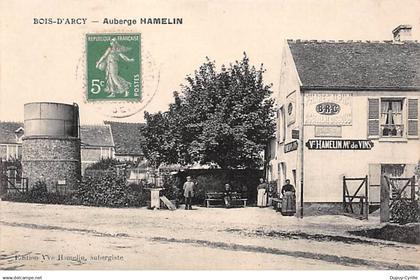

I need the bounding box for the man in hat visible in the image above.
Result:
[183,176,195,210]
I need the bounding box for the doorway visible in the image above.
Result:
[380,164,406,222]
[277,162,287,194]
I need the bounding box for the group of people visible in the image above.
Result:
[257,178,296,215]
[182,176,296,215]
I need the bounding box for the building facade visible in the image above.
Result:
[272,27,420,215]
[105,121,145,162]
[80,125,115,173]
[0,122,24,161]
[1,121,146,170]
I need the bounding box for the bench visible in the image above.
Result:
[205,192,247,208]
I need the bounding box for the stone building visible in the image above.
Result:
[269,25,420,216]
[22,102,81,192]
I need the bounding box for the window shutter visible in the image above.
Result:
[407,98,419,137]
[368,98,380,137]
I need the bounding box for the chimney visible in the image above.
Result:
[392,24,412,41]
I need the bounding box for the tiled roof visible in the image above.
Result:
[0,122,24,144]
[80,125,113,147]
[0,122,114,147]
[105,121,145,156]
[288,40,420,90]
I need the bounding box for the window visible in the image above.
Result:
[368,98,418,139]
[380,99,403,137]
[277,106,286,143]
[100,147,112,159]
[6,144,20,160]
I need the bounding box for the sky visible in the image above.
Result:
[1,0,419,124]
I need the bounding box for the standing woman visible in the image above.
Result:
[281,179,296,216]
[257,178,268,207]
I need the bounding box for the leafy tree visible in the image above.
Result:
[144,53,275,169]
[143,111,171,167]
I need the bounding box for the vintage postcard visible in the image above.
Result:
[0,0,419,279]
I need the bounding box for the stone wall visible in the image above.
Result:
[22,137,81,192]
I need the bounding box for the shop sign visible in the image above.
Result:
[284,140,298,153]
[316,102,340,115]
[305,139,374,150]
[305,92,352,125]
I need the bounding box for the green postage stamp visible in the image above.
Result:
[86,33,141,101]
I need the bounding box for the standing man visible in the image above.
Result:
[257,178,268,207]
[183,176,195,210]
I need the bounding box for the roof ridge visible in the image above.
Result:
[288,39,420,89]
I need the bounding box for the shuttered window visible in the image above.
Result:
[277,106,286,144]
[407,98,419,137]
[368,98,380,137]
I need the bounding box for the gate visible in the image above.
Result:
[381,176,416,223]
[1,174,29,194]
[0,165,28,195]
[343,175,369,219]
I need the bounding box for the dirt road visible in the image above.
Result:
[0,201,418,270]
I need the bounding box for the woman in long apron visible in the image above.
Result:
[281,179,296,216]
[257,178,268,207]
